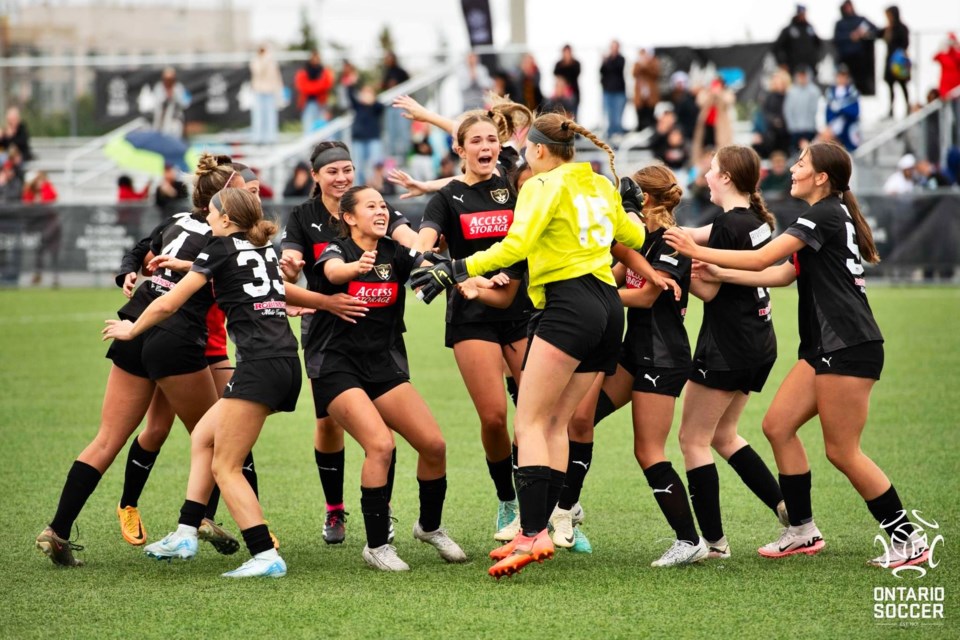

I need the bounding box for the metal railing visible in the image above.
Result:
[854,86,960,166]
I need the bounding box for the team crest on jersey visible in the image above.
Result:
[374,264,392,281]
[490,188,509,205]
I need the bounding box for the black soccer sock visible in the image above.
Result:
[315,448,345,506]
[546,468,566,514]
[205,485,221,521]
[644,462,699,545]
[386,448,397,504]
[241,451,259,498]
[177,499,206,529]
[511,442,519,485]
[779,472,814,526]
[593,390,617,426]
[505,375,519,407]
[558,441,593,510]
[49,460,102,539]
[515,465,551,536]
[119,436,160,509]
[240,523,274,556]
[417,476,447,532]
[866,484,914,542]
[686,463,723,543]
[486,454,516,502]
[360,485,390,548]
[726,445,783,512]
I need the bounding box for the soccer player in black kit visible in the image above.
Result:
[666,141,930,569]
[280,141,417,545]
[103,188,302,578]
[313,185,467,571]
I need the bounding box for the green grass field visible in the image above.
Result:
[1,286,957,639]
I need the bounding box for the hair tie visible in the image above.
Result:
[839,184,850,191]
[669,183,677,188]
[560,121,570,131]
[486,110,495,119]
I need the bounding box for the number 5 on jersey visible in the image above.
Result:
[574,194,613,248]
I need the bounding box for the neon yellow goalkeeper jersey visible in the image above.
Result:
[464,162,646,308]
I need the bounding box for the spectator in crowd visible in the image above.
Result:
[155,163,189,211]
[117,174,151,201]
[249,44,284,145]
[22,171,57,203]
[774,5,823,75]
[334,60,359,117]
[600,40,627,137]
[933,32,960,145]
[542,75,576,117]
[752,69,792,158]
[283,160,314,199]
[650,110,690,171]
[295,50,335,134]
[692,77,735,159]
[784,65,821,151]
[0,159,23,202]
[914,158,954,188]
[438,154,457,179]
[516,53,544,113]
[823,64,862,151]
[460,51,493,110]
[0,106,33,161]
[152,67,190,139]
[883,153,917,194]
[367,161,397,196]
[407,136,436,183]
[382,51,411,158]
[347,81,385,184]
[882,5,911,118]
[491,70,514,99]
[834,1,879,95]
[760,150,793,194]
[632,47,661,132]
[667,71,699,139]
[553,44,581,116]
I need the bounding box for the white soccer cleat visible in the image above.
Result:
[494,500,520,542]
[868,532,929,569]
[705,535,731,559]
[144,527,198,560]
[550,506,575,549]
[222,551,287,578]
[571,502,585,526]
[363,544,410,572]
[758,522,825,559]
[651,538,708,567]
[413,521,467,563]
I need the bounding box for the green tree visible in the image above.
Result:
[290,7,318,52]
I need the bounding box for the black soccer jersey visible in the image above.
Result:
[622,228,692,368]
[313,237,417,381]
[694,207,777,370]
[421,174,533,325]
[282,197,410,360]
[119,212,214,346]
[191,233,299,362]
[784,196,883,358]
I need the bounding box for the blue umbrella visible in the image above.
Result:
[104,130,194,175]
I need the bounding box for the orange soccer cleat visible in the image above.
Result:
[488,529,554,579]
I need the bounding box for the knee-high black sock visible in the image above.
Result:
[386,448,397,504]
[779,472,814,526]
[644,461,699,545]
[515,466,551,536]
[505,375,519,407]
[546,468,566,514]
[727,445,783,512]
[178,499,206,529]
[205,485,221,521]
[511,442,519,485]
[119,436,160,509]
[866,484,914,542]
[360,485,390,548]
[487,454,516,502]
[558,441,593,510]
[315,448,345,506]
[240,523,273,556]
[417,476,447,532]
[50,461,102,539]
[593,390,617,426]
[241,451,258,498]
[687,463,723,542]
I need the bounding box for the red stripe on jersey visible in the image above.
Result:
[347,281,398,308]
[793,252,801,276]
[313,242,329,261]
[205,303,228,357]
[459,210,513,240]
[625,269,646,289]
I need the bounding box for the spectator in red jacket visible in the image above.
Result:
[22,171,57,203]
[295,51,335,135]
[117,174,151,201]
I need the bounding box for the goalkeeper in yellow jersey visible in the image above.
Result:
[411,111,673,578]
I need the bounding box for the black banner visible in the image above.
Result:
[461,0,494,48]
[94,63,305,129]
[655,42,774,104]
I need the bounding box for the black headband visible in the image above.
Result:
[210,191,224,215]
[238,168,257,182]
[527,126,574,147]
[312,146,352,171]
